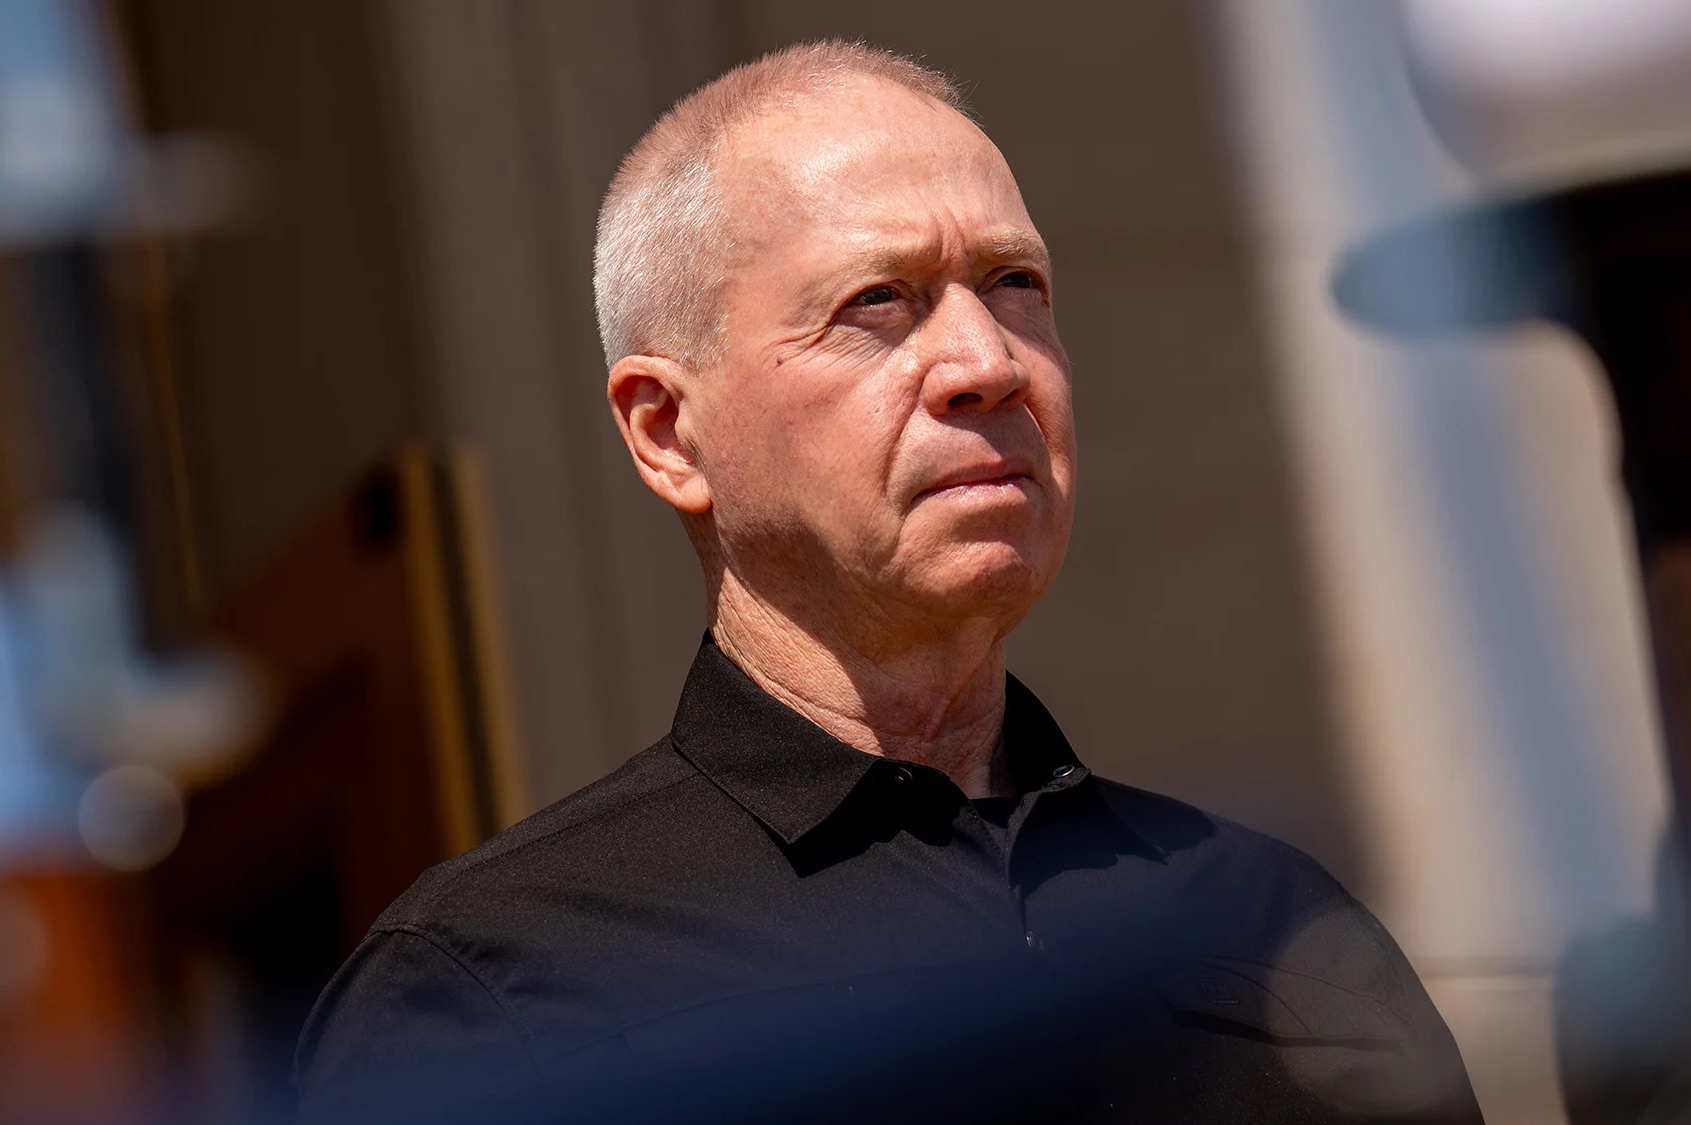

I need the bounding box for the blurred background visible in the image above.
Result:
[1,1,1687,1122]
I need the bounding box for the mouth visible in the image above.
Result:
[915,462,1037,501]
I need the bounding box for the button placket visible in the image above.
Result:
[1007,801,1037,954]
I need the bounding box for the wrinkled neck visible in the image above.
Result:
[711,573,1014,799]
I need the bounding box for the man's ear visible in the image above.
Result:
[607,355,712,515]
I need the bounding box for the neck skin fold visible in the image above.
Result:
[710,569,1016,800]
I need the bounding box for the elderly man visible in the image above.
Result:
[296,41,1482,1124]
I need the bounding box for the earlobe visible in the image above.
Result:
[607,356,713,515]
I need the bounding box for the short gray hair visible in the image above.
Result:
[593,40,964,369]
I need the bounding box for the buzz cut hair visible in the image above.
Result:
[592,39,965,369]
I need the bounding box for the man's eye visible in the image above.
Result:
[852,285,899,306]
[996,270,1038,290]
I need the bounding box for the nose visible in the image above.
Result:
[920,287,1030,415]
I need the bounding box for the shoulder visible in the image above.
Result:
[1091,776,1344,897]
[295,745,715,1111]
[1090,776,1436,1017]
[374,736,708,933]
[1089,777,1404,969]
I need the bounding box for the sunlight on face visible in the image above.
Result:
[693,78,1077,635]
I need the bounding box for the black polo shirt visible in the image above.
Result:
[295,637,1483,1124]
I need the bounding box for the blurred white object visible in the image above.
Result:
[0,505,260,868]
[0,0,121,221]
[0,582,78,848]
[77,763,185,871]
[1402,0,1691,183]
[0,0,259,870]
[1219,4,1677,1119]
[14,504,260,784]
[16,506,259,782]
[0,0,250,247]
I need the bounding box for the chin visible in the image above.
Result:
[905,542,1061,621]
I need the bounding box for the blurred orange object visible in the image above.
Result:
[0,865,162,1125]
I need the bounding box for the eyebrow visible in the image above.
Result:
[975,231,1053,276]
[798,229,1053,314]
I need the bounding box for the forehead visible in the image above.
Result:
[716,79,1035,260]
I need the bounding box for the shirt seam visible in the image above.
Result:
[395,765,702,915]
[378,924,545,1074]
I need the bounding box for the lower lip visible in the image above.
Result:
[922,475,1031,501]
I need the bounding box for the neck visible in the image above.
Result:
[711,573,1015,799]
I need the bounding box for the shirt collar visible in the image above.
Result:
[669,636,876,846]
[668,634,1159,858]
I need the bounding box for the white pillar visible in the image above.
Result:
[1213,3,1670,1121]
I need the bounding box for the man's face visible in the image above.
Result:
[690,79,1076,634]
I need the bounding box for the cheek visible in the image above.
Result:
[690,391,790,526]
[702,394,889,534]
[698,341,916,532]
[1031,366,1078,465]
[769,370,908,484]
[1049,404,1079,482]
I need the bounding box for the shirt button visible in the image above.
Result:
[1024,930,1043,951]
[892,766,913,784]
[1051,764,1076,780]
